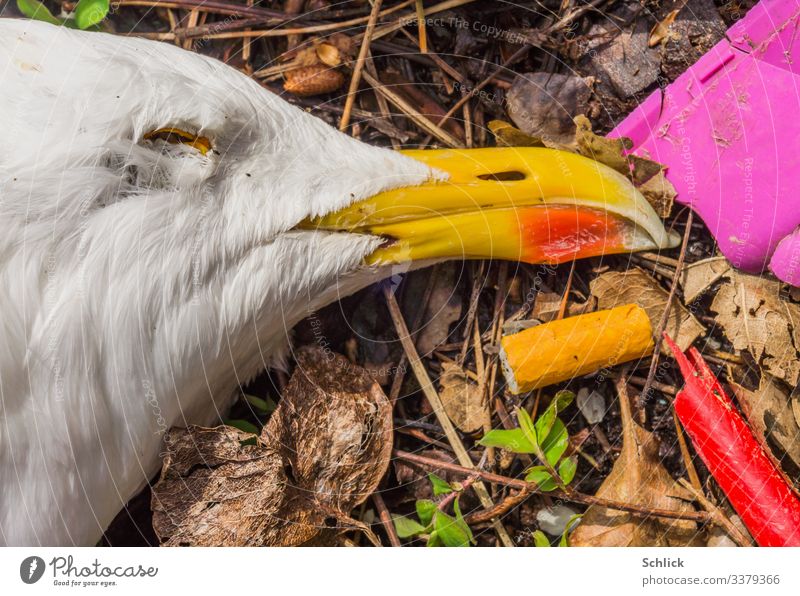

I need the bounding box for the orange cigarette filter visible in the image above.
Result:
[499,304,654,394]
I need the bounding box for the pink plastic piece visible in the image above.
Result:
[769,227,800,286]
[612,0,800,283]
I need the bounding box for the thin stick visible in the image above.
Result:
[370,0,479,41]
[361,70,461,147]
[431,45,530,133]
[394,450,711,523]
[414,0,428,53]
[466,486,531,524]
[639,211,694,410]
[677,479,752,547]
[383,287,516,547]
[339,0,384,132]
[141,0,416,41]
[672,408,702,491]
[371,492,402,547]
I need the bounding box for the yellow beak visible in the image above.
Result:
[305,147,678,265]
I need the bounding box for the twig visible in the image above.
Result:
[677,479,752,547]
[383,287,516,547]
[639,210,694,411]
[360,70,461,147]
[370,0,479,41]
[466,486,531,525]
[142,0,416,41]
[437,474,479,511]
[339,0,384,132]
[394,450,711,523]
[672,408,702,492]
[371,492,402,547]
[414,0,428,53]
[430,44,531,134]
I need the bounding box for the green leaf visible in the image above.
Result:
[541,418,569,466]
[535,390,574,444]
[532,530,551,547]
[224,418,259,435]
[428,473,453,496]
[415,499,437,527]
[559,514,583,547]
[432,511,470,547]
[244,393,276,414]
[558,456,578,485]
[73,0,109,29]
[393,515,426,539]
[16,0,61,25]
[552,390,575,412]
[535,406,557,445]
[517,407,539,452]
[427,530,442,547]
[478,428,536,453]
[453,498,475,545]
[525,466,558,491]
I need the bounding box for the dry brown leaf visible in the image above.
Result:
[730,376,800,481]
[151,346,392,546]
[573,114,633,175]
[590,268,704,352]
[570,384,698,546]
[793,392,800,432]
[711,271,800,385]
[506,72,594,146]
[680,256,732,303]
[489,120,547,148]
[531,291,596,323]
[438,362,484,434]
[637,171,677,219]
[415,263,462,355]
[489,117,675,216]
[648,8,680,47]
[573,116,674,217]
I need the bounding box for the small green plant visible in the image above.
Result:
[392,474,475,547]
[17,0,110,30]
[225,393,278,444]
[478,390,578,491]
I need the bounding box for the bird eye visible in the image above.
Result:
[143,127,212,155]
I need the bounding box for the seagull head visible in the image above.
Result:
[1,19,676,545]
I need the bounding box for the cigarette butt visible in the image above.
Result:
[499,304,654,394]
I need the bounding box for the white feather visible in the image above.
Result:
[0,19,438,545]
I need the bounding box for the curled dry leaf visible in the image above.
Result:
[506,72,594,146]
[590,267,704,352]
[730,375,800,481]
[414,262,462,355]
[569,382,699,546]
[151,346,392,546]
[680,256,731,303]
[573,116,674,217]
[438,362,484,434]
[711,271,800,386]
[648,8,680,47]
[489,120,546,148]
[529,290,595,323]
[490,117,675,217]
